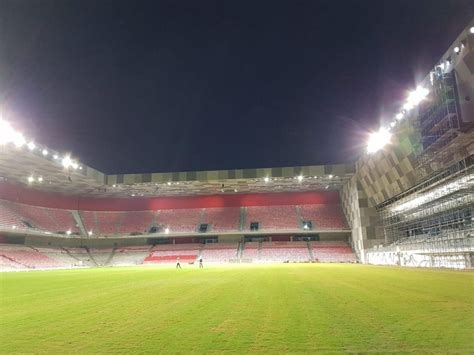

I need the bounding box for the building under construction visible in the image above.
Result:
[349,22,474,269]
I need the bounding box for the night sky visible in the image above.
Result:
[1,1,473,174]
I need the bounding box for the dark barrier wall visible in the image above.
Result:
[0,182,341,211]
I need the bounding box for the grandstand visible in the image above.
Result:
[0,21,473,271]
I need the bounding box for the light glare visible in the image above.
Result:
[367,128,391,153]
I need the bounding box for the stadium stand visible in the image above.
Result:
[259,241,311,263]
[0,244,65,269]
[118,211,156,234]
[241,242,261,261]
[0,200,79,233]
[157,209,201,233]
[200,243,239,262]
[245,205,299,230]
[202,207,241,232]
[145,243,202,263]
[299,204,348,229]
[311,241,356,262]
[110,246,151,266]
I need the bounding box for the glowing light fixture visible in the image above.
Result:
[164,227,170,234]
[27,176,34,183]
[454,46,460,53]
[42,149,48,156]
[367,128,391,154]
[0,119,26,147]
[38,176,43,182]
[395,112,404,120]
[297,175,303,182]
[62,155,72,168]
[66,230,71,235]
[264,177,270,183]
[470,26,474,34]
[88,231,93,236]
[27,141,36,151]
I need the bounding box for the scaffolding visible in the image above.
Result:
[370,157,473,269]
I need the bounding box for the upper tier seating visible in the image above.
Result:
[299,204,348,229]
[157,209,201,233]
[246,205,299,230]
[0,201,26,229]
[118,211,156,234]
[202,208,241,232]
[81,211,123,235]
[0,200,78,233]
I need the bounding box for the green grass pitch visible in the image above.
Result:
[1,264,473,353]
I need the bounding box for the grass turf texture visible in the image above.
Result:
[1,264,473,353]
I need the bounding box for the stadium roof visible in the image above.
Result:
[0,144,355,197]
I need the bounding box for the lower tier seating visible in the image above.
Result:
[200,243,239,262]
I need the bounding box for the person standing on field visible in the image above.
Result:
[199,256,203,269]
[176,257,181,269]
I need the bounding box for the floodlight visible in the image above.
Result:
[470,26,474,34]
[367,128,391,153]
[454,46,460,53]
[27,176,34,183]
[27,142,36,151]
[395,112,404,120]
[297,175,303,182]
[0,119,25,147]
[62,156,72,168]
[165,227,170,234]
[42,149,48,156]
[390,121,396,128]
[38,176,43,182]
[264,177,270,183]
[66,230,71,235]
[88,231,93,236]
[404,86,429,111]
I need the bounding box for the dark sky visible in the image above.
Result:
[1,0,473,174]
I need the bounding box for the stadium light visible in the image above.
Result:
[88,231,93,236]
[42,149,48,156]
[264,177,270,183]
[395,112,404,120]
[164,227,170,234]
[62,155,72,168]
[404,86,429,111]
[27,176,34,183]
[66,230,71,235]
[0,119,25,147]
[27,141,36,151]
[38,176,43,182]
[367,128,391,154]
[297,175,303,182]
[470,26,474,34]
[454,46,460,54]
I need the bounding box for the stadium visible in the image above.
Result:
[1,15,473,355]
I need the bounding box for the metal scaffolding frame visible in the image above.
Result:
[372,158,473,268]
